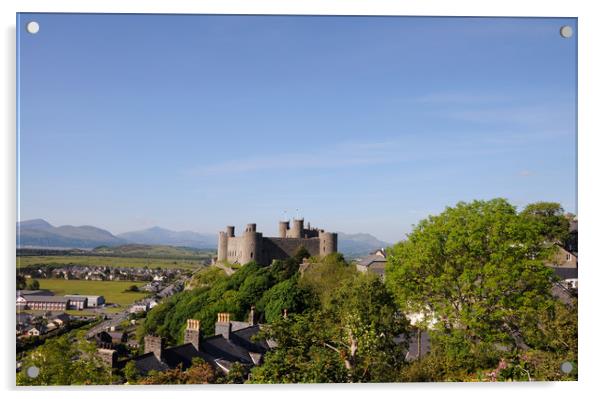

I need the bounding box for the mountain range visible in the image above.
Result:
[17,219,391,257]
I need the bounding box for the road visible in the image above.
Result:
[85,310,130,338]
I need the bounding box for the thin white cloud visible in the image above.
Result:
[413,92,511,105]
[185,124,573,178]
[187,139,405,177]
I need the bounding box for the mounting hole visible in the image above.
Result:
[560,361,573,374]
[27,365,40,378]
[560,25,573,38]
[26,21,40,34]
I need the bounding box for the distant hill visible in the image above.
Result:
[17,219,389,257]
[117,226,217,249]
[91,244,213,259]
[17,219,127,249]
[337,232,391,258]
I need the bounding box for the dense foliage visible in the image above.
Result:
[17,332,113,385]
[386,198,577,380]
[141,247,315,345]
[138,359,216,384]
[251,273,410,383]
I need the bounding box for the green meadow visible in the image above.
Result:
[17,255,205,270]
[27,278,148,307]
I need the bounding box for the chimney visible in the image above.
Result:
[97,347,117,368]
[184,319,201,351]
[248,306,257,325]
[215,312,232,340]
[144,335,163,360]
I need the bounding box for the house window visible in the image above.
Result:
[566,253,571,261]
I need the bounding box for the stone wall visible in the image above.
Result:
[262,237,321,261]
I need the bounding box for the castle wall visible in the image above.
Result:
[262,237,321,262]
[219,220,337,266]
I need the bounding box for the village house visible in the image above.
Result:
[116,309,274,377]
[65,294,105,308]
[129,302,149,314]
[19,295,69,311]
[355,248,388,280]
[65,295,88,310]
[27,325,47,336]
[545,243,578,288]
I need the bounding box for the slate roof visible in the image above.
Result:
[551,282,577,305]
[122,321,270,376]
[23,295,69,303]
[127,353,169,376]
[552,267,578,280]
[17,290,54,296]
[229,325,270,354]
[108,332,127,342]
[162,343,213,370]
[53,313,70,323]
[356,254,387,267]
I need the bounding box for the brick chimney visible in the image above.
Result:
[184,319,201,351]
[144,335,163,360]
[215,312,232,340]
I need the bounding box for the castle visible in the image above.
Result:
[216,219,337,266]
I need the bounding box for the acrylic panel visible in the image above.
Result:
[16,13,577,385]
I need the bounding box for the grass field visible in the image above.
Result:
[27,278,148,307]
[17,255,206,270]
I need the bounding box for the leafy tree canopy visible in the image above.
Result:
[520,201,570,244]
[386,199,558,360]
[17,333,113,386]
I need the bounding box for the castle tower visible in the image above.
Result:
[217,231,228,262]
[241,227,262,264]
[279,221,290,238]
[290,218,304,238]
[184,319,201,351]
[226,225,235,238]
[215,312,232,340]
[144,335,163,360]
[319,231,338,257]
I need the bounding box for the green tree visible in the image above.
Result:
[298,252,356,306]
[126,284,139,292]
[250,313,348,383]
[123,360,140,384]
[218,362,247,384]
[190,266,227,288]
[138,359,215,384]
[17,274,26,290]
[27,279,40,290]
[258,277,314,323]
[386,199,557,369]
[520,202,570,244]
[17,334,112,385]
[252,274,409,383]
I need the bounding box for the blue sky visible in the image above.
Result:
[17,14,577,243]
